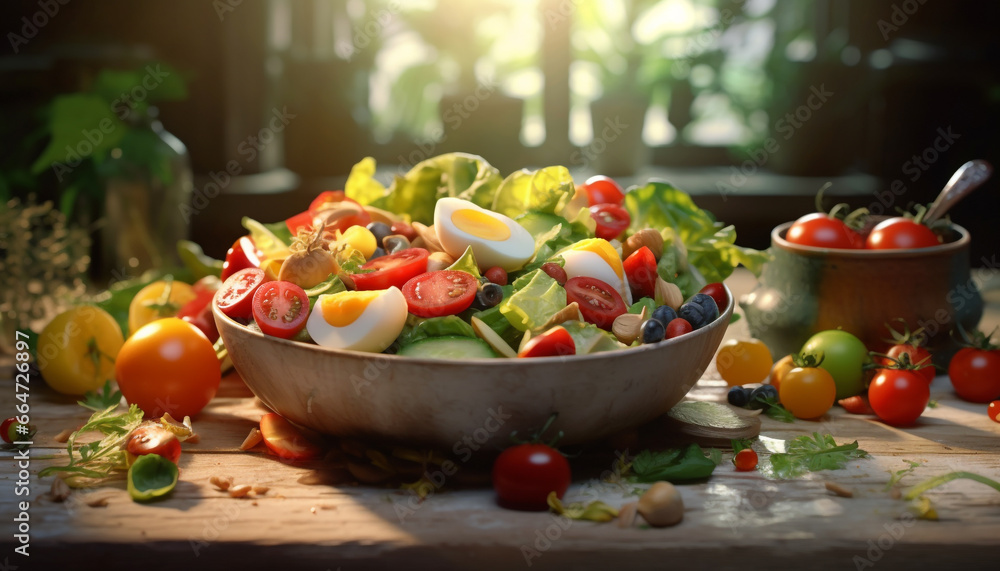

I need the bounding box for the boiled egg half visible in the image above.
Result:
[434,197,535,271]
[557,238,632,305]
[307,287,408,353]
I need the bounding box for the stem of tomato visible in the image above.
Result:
[142,276,181,316]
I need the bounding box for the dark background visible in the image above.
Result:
[1,0,998,266]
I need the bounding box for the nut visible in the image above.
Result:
[252,484,270,495]
[240,428,263,451]
[229,484,253,498]
[637,481,684,527]
[654,278,683,310]
[411,222,445,253]
[210,475,234,491]
[539,302,584,331]
[612,307,647,345]
[54,428,74,443]
[622,229,664,260]
[427,251,456,272]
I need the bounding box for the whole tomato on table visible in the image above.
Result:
[948,328,1000,403]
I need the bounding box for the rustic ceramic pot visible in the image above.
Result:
[214,288,733,449]
[741,223,982,367]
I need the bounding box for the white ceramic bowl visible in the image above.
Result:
[214,287,732,449]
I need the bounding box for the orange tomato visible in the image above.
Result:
[115,318,220,418]
[769,354,796,392]
[779,367,837,420]
[716,339,773,386]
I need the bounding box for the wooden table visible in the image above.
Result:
[3,270,999,570]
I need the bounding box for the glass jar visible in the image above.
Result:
[99,106,193,279]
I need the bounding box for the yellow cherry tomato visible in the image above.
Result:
[128,279,196,335]
[338,226,378,260]
[779,366,837,419]
[769,354,796,392]
[716,338,774,386]
[38,305,124,395]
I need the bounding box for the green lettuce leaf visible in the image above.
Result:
[491,166,576,220]
[445,246,482,279]
[398,316,477,347]
[559,321,625,354]
[500,269,566,332]
[624,181,769,284]
[345,153,502,224]
[628,444,718,483]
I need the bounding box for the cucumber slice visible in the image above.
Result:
[397,336,498,360]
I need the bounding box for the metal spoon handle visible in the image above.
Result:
[924,160,993,224]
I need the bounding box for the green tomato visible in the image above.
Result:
[800,330,870,399]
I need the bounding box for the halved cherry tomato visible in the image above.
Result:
[259,413,322,461]
[252,281,309,339]
[127,425,182,465]
[665,318,692,338]
[866,218,940,250]
[402,270,478,318]
[876,344,934,384]
[868,369,930,426]
[786,213,863,249]
[309,190,346,211]
[216,268,267,320]
[519,326,576,358]
[351,248,429,291]
[838,395,875,415]
[492,443,571,510]
[580,175,626,206]
[589,203,630,241]
[564,276,627,330]
[699,283,729,313]
[221,236,262,281]
[623,246,657,300]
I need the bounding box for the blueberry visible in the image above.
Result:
[366,222,393,248]
[678,293,719,329]
[652,304,677,325]
[641,319,666,344]
[727,386,752,407]
[472,283,504,310]
[748,384,779,409]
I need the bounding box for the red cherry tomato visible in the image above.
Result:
[402,270,478,318]
[866,218,940,250]
[868,369,930,426]
[948,347,1000,403]
[350,248,429,291]
[733,448,758,471]
[785,213,863,249]
[989,400,1000,423]
[492,443,571,511]
[518,326,576,358]
[309,190,346,212]
[484,266,508,286]
[699,283,729,313]
[589,203,631,241]
[259,413,323,461]
[540,262,568,286]
[579,175,626,206]
[252,281,309,339]
[285,210,316,235]
[1,417,20,444]
[216,268,267,320]
[564,276,628,330]
[221,236,262,281]
[390,221,419,242]
[623,246,657,300]
[665,318,692,339]
[127,425,182,464]
[178,277,221,343]
[876,344,934,384]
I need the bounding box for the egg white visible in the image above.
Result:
[434,197,535,271]
[307,287,408,353]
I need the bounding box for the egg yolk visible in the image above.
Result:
[451,209,511,241]
[321,291,379,327]
[571,239,623,280]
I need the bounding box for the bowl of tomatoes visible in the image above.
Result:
[212,286,734,450]
[740,217,983,366]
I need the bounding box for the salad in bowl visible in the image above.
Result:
[214,152,767,361]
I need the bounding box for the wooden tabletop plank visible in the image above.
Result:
[2,269,999,570]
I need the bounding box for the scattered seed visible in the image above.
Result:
[310,506,318,514]
[48,478,71,502]
[252,484,269,495]
[229,485,252,498]
[825,481,853,498]
[210,475,234,491]
[240,428,263,451]
[618,501,639,528]
[83,494,110,508]
[54,428,74,443]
